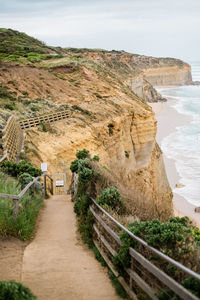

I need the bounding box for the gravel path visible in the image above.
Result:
[22,195,120,300]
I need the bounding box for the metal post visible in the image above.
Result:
[43,172,47,197]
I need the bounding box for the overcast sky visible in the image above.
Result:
[0,0,199,61]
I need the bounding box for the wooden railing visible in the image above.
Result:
[19,110,70,129]
[0,174,53,217]
[90,199,200,300]
[44,174,54,196]
[0,110,71,163]
[0,115,23,163]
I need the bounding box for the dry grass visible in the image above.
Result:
[90,161,173,222]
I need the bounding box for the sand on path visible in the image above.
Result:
[22,195,120,300]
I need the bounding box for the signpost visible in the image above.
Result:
[56,180,64,187]
[41,163,47,196]
[41,162,47,173]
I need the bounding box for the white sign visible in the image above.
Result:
[41,163,47,172]
[56,180,64,187]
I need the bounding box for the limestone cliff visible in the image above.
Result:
[1,29,193,220]
[143,65,192,86]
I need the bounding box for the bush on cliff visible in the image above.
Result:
[1,160,42,178]
[0,281,37,300]
[97,187,125,213]
[113,216,200,297]
[115,216,198,268]
[76,149,90,159]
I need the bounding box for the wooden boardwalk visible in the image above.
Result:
[21,195,120,300]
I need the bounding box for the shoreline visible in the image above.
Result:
[149,99,200,228]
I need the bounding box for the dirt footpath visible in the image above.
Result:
[0,237,27,282]
[22,195,120,300]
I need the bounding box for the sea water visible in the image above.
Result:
[158,62,200,206]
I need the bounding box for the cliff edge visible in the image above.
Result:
[1,28,192,220]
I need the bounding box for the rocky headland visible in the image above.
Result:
[0,28,194,220]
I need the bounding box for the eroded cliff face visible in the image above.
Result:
[23,100,172,220]
[1,50,188,220]
[127,75,166,102]
[143,65,192,86]
[83,51,192,101]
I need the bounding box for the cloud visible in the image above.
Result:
[0,0,199,60]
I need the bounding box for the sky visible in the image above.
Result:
[0,0,200,61]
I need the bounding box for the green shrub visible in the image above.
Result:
[93,155,100,161]
[18,173,33,189]
[97,187,123,210]
[0,281,37,300]
[0,190,43,240]
[108,123,114,135]
[30,105,40,112]
[4,103,16,110]
[78,167,94,184]
[76,149,90,159]
[78,210,94,248]
[157,277,200,300]
[192,227,200,245]
[74,193,90,217]
[124,151,129,158]
[1,160,42,177]
[70,159,79,173]
[70,159,89,174]
[114,217,198,269]
[39,122,47,132]
[182,277,200,298]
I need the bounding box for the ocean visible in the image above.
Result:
[158,62,200,207]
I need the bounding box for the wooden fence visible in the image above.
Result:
[0,173,53,217]
[90,199,200,300]
[0,115,23,163]
[0,110,70,163]
[19,110,70,130]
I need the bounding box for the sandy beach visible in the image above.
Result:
[149,100,200,228]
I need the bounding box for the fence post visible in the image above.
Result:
[51,178,53,195]
[43,173,47,197]
[13,199,19,220]
[129,256,134,290]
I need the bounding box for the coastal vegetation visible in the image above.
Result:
[70,149,200,299]
[0,28,198,299]
[0,281,36,300]
[0,161,43,240]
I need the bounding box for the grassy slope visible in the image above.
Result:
[0,173,43,240]
[0,28,58,55]
[0,29,146,120]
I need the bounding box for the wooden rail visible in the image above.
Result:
[19,110,70,129]
[0,174,53,217]
[0,176,42,216]
[0,115,23,163]
[90,199,200,300]
[0,110,70,163]
[44,174,54,196]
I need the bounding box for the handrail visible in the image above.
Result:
[0,173,54,217]
[0,175,43,217]
[90,198,200,299]
[0,153,8,163]
[0,114,23,163]
[0,176,41,200]
[91,198,200,283]
[44,174,54,196]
